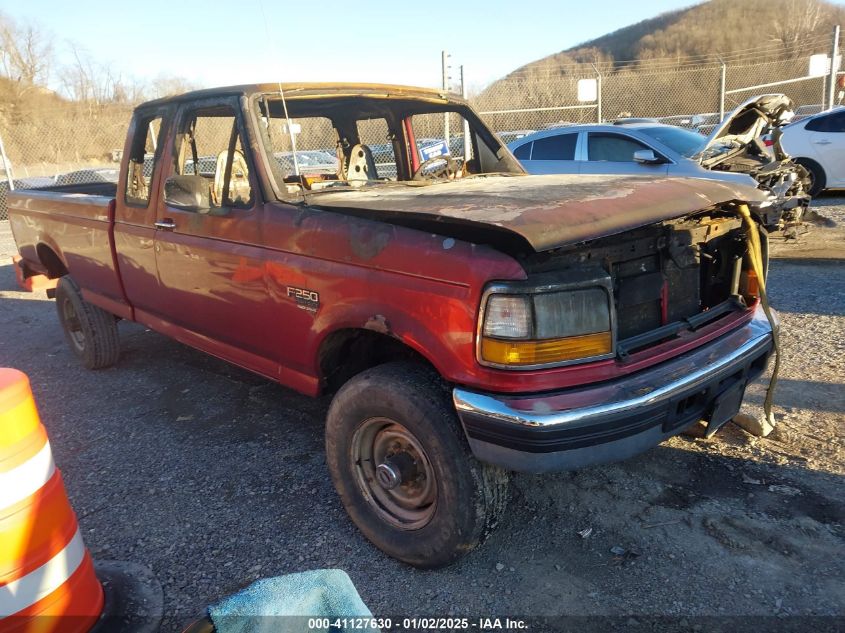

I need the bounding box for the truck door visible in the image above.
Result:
[114,107,171,316]
[148,97,279,379]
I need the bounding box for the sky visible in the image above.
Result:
[3,0,700,93]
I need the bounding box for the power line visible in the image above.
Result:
[498,32,835,79]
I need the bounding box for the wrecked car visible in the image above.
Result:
[509,94,809,230]
[8,83,776,568]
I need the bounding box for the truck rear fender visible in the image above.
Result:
[35,241,68,278]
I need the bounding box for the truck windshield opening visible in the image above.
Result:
[254,94,522,198]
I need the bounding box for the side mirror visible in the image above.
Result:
[633,149,663,164]
[164,175,211,213]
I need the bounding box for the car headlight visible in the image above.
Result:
[478,281,614,369]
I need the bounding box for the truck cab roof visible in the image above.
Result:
[138,83,464,109]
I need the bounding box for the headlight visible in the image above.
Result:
[478,282,614,369]
[482,295,532,339]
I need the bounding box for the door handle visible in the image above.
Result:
[813,139,832,145]
[154,219,176,230]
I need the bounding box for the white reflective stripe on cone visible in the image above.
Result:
[0,440,56,510]
[0,528,86,617]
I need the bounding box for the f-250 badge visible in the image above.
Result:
[287,287,320,313]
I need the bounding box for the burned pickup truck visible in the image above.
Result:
[9,83,776,568]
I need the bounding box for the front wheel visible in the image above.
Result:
[325,362,509,568]
[55,276,120,369]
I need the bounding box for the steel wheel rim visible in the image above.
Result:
[62,299,85,351]
[351,417,437,530]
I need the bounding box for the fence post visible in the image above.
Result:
[0,130,14,192]
[719,59,726,122]
[442,50,450,143]
[828,25,841,111]
[460,65,471,163]
[591,64,603,123]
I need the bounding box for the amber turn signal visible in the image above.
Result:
[741,269,759,301]
[481,331,612,366]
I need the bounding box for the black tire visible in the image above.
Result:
[325,362,509,568]
[55,276,120,369]
[795,158,826,197]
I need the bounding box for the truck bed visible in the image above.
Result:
[7,185,129,319]
[33,182,118,197]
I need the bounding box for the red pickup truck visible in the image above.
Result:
[9,83,775,568]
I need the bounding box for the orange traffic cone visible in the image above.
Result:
[0,368,104,633]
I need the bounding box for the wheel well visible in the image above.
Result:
[318,328,435,394]
[794,156,825,177]
[36,244,68,278]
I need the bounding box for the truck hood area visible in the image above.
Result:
[309,174,766,253]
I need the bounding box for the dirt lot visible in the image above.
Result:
[1,197,843,632]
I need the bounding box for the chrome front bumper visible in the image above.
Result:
[453,306,775,473]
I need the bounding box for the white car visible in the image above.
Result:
[779,106,845,195]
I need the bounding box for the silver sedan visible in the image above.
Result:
[507,120,756,186]
[507,95,810,229]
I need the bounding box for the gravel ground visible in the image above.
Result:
[1,197,843,632]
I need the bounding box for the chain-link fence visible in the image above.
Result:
[1,27,842,220]
[472,29,843,139]
[1,103,133,219]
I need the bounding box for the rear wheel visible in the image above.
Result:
[325,362,509,568]
[795,158,826,197]
[55,276,120,369]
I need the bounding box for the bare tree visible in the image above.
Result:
[0,11,53,98]
[106,75,146,104]
[149,73,197,99]
[60,44,124,106]
[772,0,824,57]
[60,44,95,102]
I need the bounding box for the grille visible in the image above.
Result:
[614,255,701,340]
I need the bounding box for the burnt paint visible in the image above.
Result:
[312,174,768,253]
[349,223,393,261]
[364,315,391,335]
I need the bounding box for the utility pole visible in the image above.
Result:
[719,58,727,122]
[442,50,450,144]
[461,65,470,162]
[828,25,841,111]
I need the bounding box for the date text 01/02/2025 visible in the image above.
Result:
[306,617,529,630]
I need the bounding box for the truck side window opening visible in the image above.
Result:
[411,112,474,170]
[125,115,163,206]
[174,107,252,209]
